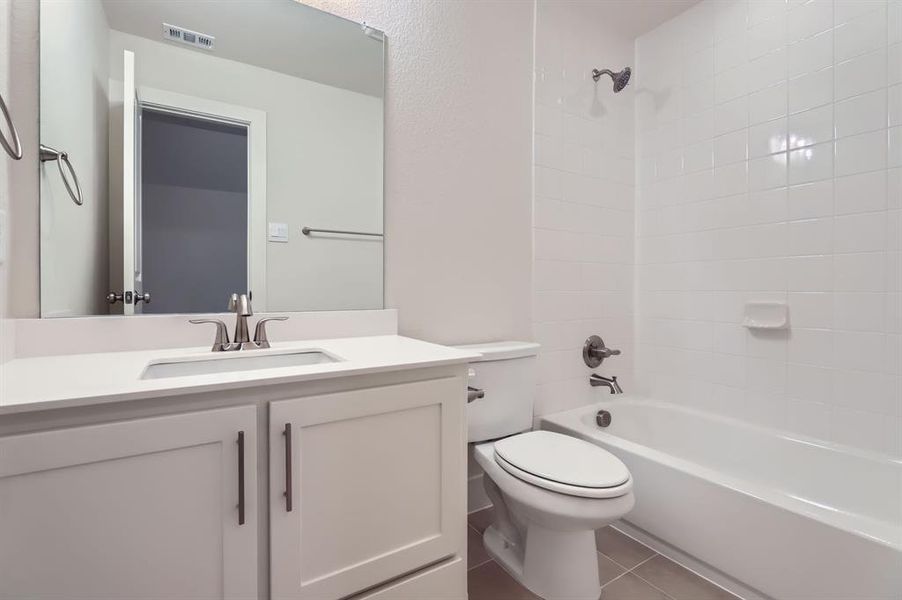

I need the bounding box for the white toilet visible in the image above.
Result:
[459,342,634,600]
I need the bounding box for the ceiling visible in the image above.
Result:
[584,0,701,39]
[101,0,384,97]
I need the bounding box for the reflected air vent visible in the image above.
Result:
[162,23,215,51]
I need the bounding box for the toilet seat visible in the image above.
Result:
[493,431,631,499]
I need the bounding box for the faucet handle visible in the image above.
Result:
[190,319,230,351]
[253,316,288,349]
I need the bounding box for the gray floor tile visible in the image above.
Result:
[468,525,492,570]
[601,573,673,600]
[632,556,739,600]
[598,552,626,586]
[468,561,541,600]
[596,526,657,570]
[468,507,495,533]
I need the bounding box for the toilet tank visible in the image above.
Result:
[454,341,540,443]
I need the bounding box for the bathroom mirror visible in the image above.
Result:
[39,0,384,317]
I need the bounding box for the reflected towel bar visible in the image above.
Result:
[301,227,383,237]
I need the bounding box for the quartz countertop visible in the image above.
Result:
[0,335,480,415]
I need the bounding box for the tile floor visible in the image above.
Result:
[467,508,740,600]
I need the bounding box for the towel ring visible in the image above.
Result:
[40,144,83,206]
[0,92,23,160]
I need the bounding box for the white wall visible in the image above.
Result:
[39,0,110,317]
[532,0,637,417]
[5,0,535,346]
[0,0,13,364]
[636,0,902,457]
[108,29,383,313]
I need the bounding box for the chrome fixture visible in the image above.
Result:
[583,335,621,368]
[39,144,83,205]
[592,66,631,93]
[467,386,485,403]
[596,409,612,427]
[302,226,383,238]
[190,293,287,351]
[590,374,623,394]
[0,92,23,160]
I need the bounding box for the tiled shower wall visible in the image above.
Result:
[635,0,902,456]
[532,0,636,417]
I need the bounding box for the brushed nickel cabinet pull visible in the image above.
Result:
[237,431,246,525]
[0,92,22,160]
[283,423,293,512]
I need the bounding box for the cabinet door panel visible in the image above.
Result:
[0,406,257,600]
[270,376,465,600]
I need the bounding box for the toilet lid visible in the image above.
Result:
[494,431,630,492]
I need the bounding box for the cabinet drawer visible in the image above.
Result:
[352,557,466,600]
[270,376,466,600]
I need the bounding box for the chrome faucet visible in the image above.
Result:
[190,293,287,351]
[590,374,623,394]
[229,293,253,348]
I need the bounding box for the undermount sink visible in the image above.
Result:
[141,350,339,380]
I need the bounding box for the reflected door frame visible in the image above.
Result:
[126,83,268,313]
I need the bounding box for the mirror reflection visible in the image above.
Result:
[39,0,384,317]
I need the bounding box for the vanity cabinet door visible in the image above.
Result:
[269,376,466,600]
[0,406,258,600]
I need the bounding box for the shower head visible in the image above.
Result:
[592,66,631,93]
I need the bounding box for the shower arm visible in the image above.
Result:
[592,68,614,82]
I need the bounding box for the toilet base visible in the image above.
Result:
[483,523,602,600]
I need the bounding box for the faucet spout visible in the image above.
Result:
[589,373,623,394]
[230,293,253,346]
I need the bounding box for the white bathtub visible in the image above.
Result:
[541,397,902,600]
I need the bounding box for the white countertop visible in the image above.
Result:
[0,335,480,416]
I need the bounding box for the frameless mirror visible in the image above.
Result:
[39,0,384,316]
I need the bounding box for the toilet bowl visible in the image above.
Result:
[457,342,635,600]
[474,431,633,600]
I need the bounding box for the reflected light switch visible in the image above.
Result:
[268,222,289,243]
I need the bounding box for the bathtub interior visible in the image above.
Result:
[545,397,902,550]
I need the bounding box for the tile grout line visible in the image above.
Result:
[599,551,660,591]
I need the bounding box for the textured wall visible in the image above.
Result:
[636,0,902,456]
[304,0,535,345]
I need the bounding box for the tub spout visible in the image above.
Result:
[590,374,622,394]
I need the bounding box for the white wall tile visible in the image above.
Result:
[834,89,888,139]
[789,217,834,255]
[833,212,887,252]
[714,130,749,166]
[835,48,888,100]
[835,7,887,62]
[789,179,834,219]
[788,30,834,79]
[788,104,834,148]
[835,171,887,214]
[637,0,899,456]
[835,129,888,176]
[789,141,834,184]
[715,95,750,134]
[749,81,789,124]
[749,117,789,157]
[789,67,834,113]
[788,0,834,44]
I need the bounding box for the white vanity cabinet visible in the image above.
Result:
[0,406,258,600]
[269,376,466,600]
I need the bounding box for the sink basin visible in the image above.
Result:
[141,350,338,379]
